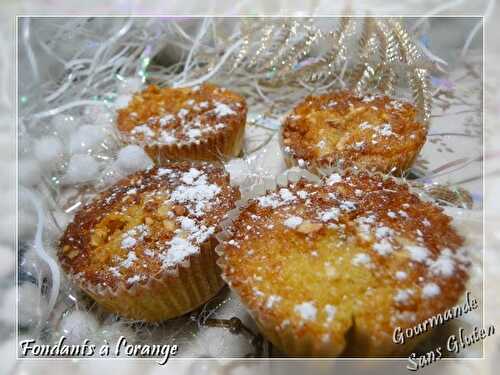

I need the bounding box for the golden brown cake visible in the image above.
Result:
[218,171,469,357]
[281,91,427,174]
[117,84,247,162]
[59,162,240,322]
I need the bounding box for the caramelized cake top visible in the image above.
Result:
[59,162,240,290]
[281,91,427,172]
[220,171,469,355]
[117,84,247,146]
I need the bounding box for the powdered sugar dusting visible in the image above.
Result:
[156,167,222,268]
[284,216,303,229]
[294,302,317,321]
[422,283,441,298]
[279,188,296,202]
[319,208,340,222]
[265,295,282,309]
[352,253,371,266]
[121,236,136,249]
[375,226,393,239]
[373,239,393,255]
[394,289,413,304]
[256,188,297,209]
[159,236,198,268]
[257,195,281,209]
[324,304,336,324]
[326,173,342,185]
[121,224,149,249]
[181,168,202,185]
[159,114,175,126]
[169,168,221,217]
[359,121,372,130]
[120,251,138,269]
[395,271,407,280]
[377,123,394,137]
[219,169,470,335]
[127,94,239,146]
[131,124,155,138]
[429,248,455,277]
[406,245,429,263]
[213,102,236,117]
[126,275,144,285]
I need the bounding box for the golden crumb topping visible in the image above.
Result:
[117,84,247,145]
[281,91,427,173]
[220,171,469,355]
[59,162,239,290]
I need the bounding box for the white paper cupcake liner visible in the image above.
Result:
[72,237,225,322]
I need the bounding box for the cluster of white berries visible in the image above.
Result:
[20,78,148,190]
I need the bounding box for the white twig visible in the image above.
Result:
[175,18,211,86]
[175,39,243,88]
[85,18,134,90]
[253,80,273,105]
[45,73,75,103]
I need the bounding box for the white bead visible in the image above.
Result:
[115,145,152,175]
[34,136,64,166]
[59,310,100,346]
[69,125,106,154]
[0,244,15,279]
[63,154,99,184]
[114,94,132,109]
